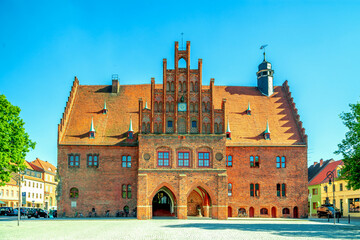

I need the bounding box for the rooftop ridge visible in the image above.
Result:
[282,80,307,144]
[58,76,79,143]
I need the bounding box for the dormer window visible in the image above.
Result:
[246,102,251,115]
[264,120,270,140]
[89,132,95,139]
[264,133,270,140]
[102,101,108,114]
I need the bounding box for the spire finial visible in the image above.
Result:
[129,115,133,132]
[226,117,231,133]
[90,117,95,132]
[265,120,270,133]
[104,100,107,110]
[247,102,251,111]
[144,101,148,109]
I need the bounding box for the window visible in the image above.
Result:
[68,154,80,167]
[276,156,286,168]
[168,121,173,128]
[178,152,190,167]
[226,155,233,167]
[122,184,132,199]
[312,188,318,195]
[127,185,132,199]
[36,193,38,198]
[228,183,232,196]
[282,208,290,214]
[313,202,318,210]
[250,156,259,168]
[337,169,341,177]
[340,183,343,191]
[277,184,281,197]
[260,208,268,215]
[192,120,197,128]
[198,152,210,167]
[40,183,42,189]
[122,185,127,199]
[250,183,260,197]
[349,198,360,213]
[324,186,328,193]
[158,151,170,167]
[282,183,286,197]
[11,190,14,197]
[87,154,99,167]
[255,183,260,197]
[40,194,42,198]
[281,157,286,168]
[28,192,30,198]
[69,188,78,198]
[122,156,131,168]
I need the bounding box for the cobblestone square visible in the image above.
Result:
[1,217,360,240]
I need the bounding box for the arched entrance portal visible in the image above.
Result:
[152,187,176,217]
[187,186,211,217]
[293,206,299,218]
[249,207,254,217]
[271,207,277,218]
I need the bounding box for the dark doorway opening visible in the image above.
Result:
[271,207,276,218]
[293,206,299,218]
[152,190,175,217]
[249,207,254,217]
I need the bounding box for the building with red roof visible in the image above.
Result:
[58,41,308,219]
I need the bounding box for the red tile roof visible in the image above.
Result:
[59,81,306,146]
[308,160,343,186]
[31,158,57,174]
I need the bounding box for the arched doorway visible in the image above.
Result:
[152,187,176,217]
[187,186,211,217]
[228,206,232,217]
[271,207,277,218]
[249,207,254,217]
[293,206,299,218]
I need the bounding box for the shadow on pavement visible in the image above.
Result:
[164,222,360,239]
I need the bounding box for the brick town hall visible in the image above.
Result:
[58,41,308,219]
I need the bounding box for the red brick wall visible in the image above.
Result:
[58,145,138,217]
[226,146,308,218]
[137,134,228,219]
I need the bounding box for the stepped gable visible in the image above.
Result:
[309,160,343,186]
[214,84,305,146]
[59,83,152,145]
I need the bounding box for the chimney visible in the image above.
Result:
[112,74,119,93]
[313,162,318,166]
[320,159,324,166]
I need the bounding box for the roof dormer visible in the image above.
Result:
[89,117,96,139]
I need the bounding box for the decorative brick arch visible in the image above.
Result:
[186,182,216,205]
[149,182,178,203]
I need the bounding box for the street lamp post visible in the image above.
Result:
[326,171,336,225]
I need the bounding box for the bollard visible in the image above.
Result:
[337,214,339,223]
[328,214,330,222]
[348,214,350,224]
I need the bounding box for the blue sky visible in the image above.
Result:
[1,1,359,167]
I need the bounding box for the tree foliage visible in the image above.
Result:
[335,102,360,190]
[0,94,35,186]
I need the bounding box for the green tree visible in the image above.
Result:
[0,94,35,186]
[335,102,360,190]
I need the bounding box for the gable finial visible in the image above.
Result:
[265,120,270,133]
[226,117,231,133]
[129,115,133,132]
[103,100,108,114]
[90,117,95,132]
[144,101,148,109]
[246,102,252,115]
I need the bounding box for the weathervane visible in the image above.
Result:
[260,44,268,61]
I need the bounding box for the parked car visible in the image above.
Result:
[0,207,14,216]
[27,208,48,218]
[317,205,341,218]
